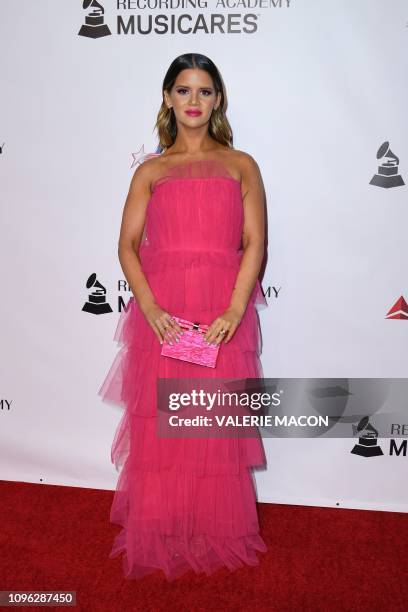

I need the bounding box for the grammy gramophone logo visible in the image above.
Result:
[351,416,384,458]
[369,141,405,188]
[82,273,113,314]
[78,0,111,39]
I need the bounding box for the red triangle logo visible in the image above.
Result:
[385,295,408,319]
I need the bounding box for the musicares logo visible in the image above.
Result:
[350,415,408,460]
[77,0,291,39]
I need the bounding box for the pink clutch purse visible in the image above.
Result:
[161,316,220,368]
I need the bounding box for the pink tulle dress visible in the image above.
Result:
[98,158,268,581]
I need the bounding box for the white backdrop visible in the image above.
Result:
[1,0,407,512]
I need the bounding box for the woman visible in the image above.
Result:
[98,52,268,581]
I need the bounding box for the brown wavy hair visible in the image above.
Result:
[154,53,233,152]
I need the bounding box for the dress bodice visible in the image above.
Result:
[141,159,244,254]
[135,157,267,315]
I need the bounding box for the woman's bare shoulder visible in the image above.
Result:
[230,149,260,170]
[222,148,260,183]
[130,156,163,193]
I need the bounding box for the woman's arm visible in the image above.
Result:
[117,162,183,344]
[117,162,157,312]
[228,153,266,316]
[204,153,266,346]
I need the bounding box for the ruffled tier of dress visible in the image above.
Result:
[139,243,267,314]
[99,313,267,470]
[108,455,267,580]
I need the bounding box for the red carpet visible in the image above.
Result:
[1,479,407,611]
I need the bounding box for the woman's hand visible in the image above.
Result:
[204,305,246,346]
[141,301,183,345]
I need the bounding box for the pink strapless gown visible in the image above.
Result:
[98,158,268,581]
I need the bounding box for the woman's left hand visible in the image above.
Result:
[204,305,245,346]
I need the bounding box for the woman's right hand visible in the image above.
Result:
[141,301,183,345]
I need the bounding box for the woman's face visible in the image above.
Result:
[164,68,221,127]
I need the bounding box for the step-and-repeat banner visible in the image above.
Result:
[1,1,407,512]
